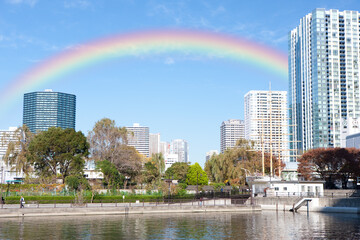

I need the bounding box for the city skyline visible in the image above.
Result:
[0,1,359,167]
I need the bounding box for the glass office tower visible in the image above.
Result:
[289,9,360,153]
[23,89,76,133]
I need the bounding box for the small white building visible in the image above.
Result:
[246,176,325,197]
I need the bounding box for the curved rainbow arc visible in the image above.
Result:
[0,29,288,112]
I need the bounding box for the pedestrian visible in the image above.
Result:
[20,196,25,208]
[1,196,4,204]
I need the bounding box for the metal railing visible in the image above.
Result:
[259,191,358,198]
[0,197,253,209]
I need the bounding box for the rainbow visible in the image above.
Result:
[0,29,287,113]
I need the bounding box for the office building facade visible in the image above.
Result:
[244,90,289,162]
[149,133,161,156]
[289,9,360,152]
[170,139,189,163]
[126,123,150,157]
[23,89,76,133]
[220,119,245,153]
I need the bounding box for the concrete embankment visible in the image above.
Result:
[248,197,360,213]
[0,205,261,218]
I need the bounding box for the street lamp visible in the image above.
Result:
[196,172,202,195]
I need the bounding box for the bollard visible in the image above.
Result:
[38,202,40,208]
[115,200,117,207]
[214,199,215,206]
[54,200,56,208]
[101,200,103,207]
[332,193,334,198]
[143,200,144,207]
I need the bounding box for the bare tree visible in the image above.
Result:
[88,118,142,188]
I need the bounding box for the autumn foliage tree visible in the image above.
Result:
[88,118,142,189]
[297,148,360,189]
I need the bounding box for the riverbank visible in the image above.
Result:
[250,196,360,214]
[0,204,261,218]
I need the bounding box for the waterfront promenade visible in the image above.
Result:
[0,199,261,218]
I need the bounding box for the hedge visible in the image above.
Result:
[3,194,195,204]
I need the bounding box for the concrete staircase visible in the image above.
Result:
[290,198,312,212]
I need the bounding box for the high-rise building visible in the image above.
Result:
[126,123,149,157]
[220,119,245,153]
[23,89,76,133]
[160,141,170,156]
[206,150,219,161]
[170,139,189,163]
[244,90,289,162]
[149,133,161,156]
[0,127,21,183]
[289,9,360,152]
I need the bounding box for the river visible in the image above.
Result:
[0,211,359,239]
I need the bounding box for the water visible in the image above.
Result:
[0,211,360,239]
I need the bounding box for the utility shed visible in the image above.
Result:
[246,176,325,197]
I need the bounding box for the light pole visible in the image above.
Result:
[196,172,202,195]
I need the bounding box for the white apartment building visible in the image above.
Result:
[164,153,179,171]
[160,141,170,156]
[244,90,289,162]
[289,9,360,152]
[220,119,245,153]
[149,133,161,156]
[170,139,189,163]
[206,150,219,161]
[126,123,149,157]
[0,127,23,183]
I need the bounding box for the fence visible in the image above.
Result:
[0,197,252,209]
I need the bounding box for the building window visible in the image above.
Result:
[274,187,279,191]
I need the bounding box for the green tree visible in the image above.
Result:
[142,162,160,185]
[165,162,189,183]
[3,125,34,176]
[186,163,208,185]
[151,153,165,175]
[65,175,91,191]
[27,127,89,183]
[97,160,124,189]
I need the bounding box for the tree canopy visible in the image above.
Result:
[186,163,208,185]
[88,118,142,188]
[27,127,89,183]
[205,139,285,185]
[97,160,124,189]
[3,125,34,176]
[165,162,189,183]
[87,118,128,163]
[297,147,360,188]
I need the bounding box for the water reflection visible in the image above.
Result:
[0,211,359,239]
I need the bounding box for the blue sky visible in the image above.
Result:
[0,0,359,167]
